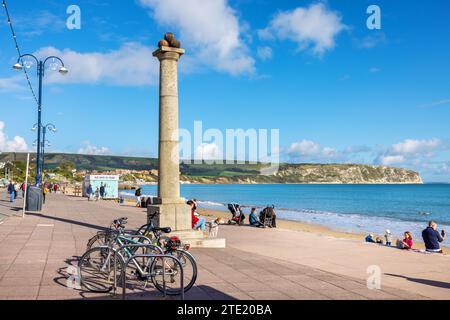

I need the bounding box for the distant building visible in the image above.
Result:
[82,175,119,199]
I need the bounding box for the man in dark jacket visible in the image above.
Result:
[7,181,15,202]
[99,184,105,199]
[422,221,446,253]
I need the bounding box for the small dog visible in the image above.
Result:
[207,218,223,238]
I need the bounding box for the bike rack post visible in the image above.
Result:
[121,253,184,301]
[110,236,159,297]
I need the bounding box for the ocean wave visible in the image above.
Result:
[197,200,226,208]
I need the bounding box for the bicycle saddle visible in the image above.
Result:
[113,217,128,226]
[153,227,172,234]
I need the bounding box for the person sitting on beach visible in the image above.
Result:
[375,236,383,244]
[187,200,206,231]
[249,208,263,227]
[365,234,376,243]
[422,221,446,253]
[192,199,199,211]
[397,231,413,250]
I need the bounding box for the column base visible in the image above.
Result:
[147,201,191,231]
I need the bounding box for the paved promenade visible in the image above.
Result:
[0,193,445,300]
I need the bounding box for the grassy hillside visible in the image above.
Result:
[0,152,423,184]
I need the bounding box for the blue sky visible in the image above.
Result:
[0,0,449,182]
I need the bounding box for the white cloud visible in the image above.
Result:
[390,138,441,156]
[78,142,110,155]
[139,0,255,75]
[357,32,386,49]
[287,140,321,157]
[418,99,450,108]
[34,43,159,86]
[257,46,273,61]
[0,121,28,152]
[0,76,26,92]
[258,3,346,55]
[376,155,405,166]
[374,138,445,167]
[194,143,223,160]
[15,10,66,37]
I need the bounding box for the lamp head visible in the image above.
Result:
[59,66,68,75]
[13,63,23,70]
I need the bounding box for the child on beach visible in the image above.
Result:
[384,230,393,246]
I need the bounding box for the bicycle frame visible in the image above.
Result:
[103,243,184,300]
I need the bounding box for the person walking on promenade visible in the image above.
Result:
[99,184,105,199]
[21,182,26,198]
[422,221,446,253]
[135,188,142,207]
[86,184,93,201]
[13,182,18,199]
[94,187,100,201]
[43,185,49,204]
[7,181,15,203]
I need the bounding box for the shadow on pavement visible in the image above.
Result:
[25,212,107,231]
[385,273,450,289]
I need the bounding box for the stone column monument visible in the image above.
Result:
[147,33,191,231]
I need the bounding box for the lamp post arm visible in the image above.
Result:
[17,53,39,65]
[43,56,65,68]
[44,123,57,132]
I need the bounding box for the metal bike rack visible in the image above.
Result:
[111,239,161,295]
[111,243,184,300]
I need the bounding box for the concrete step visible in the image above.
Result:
[170,230,205,239]
[184,237,226,249]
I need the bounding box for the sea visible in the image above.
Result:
[120,184,450,246]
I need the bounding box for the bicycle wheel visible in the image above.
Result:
[121,245,162,290]
[86,231,115,251]
[150,249,197,295]
[78,246,124,293]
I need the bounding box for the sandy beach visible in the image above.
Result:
[197,207,450,255]
[120,196,450,254]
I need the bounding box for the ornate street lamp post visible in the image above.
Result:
[14,55,68,185]
[32,123,56,178]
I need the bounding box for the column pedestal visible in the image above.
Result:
[147,203,192,231]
